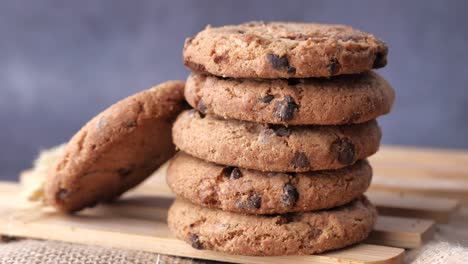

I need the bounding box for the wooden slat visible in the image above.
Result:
[0,203,404,264]
[370,175,468,203]
[367,192,460,223]
[0,182,431,250]
[372,164,468,180]
[94,195,435,249]
[0,187,431,251]
[368,216,435,248]
[371,145,468,176]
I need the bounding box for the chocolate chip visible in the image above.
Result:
[236,194,261,210]
[197,111,206,118]
[196,100,207,118]
[56,188,69,201]
[328,58,341,75]
[223,166,243,180]
[267,54,288,69]
[269,125,291,137]
[373,51,387,68]
[308,228,323,240]
[213,51,229,64]
[266,54,296,73]
[287,78,301,86]
[259,94,274,103]
[275,213,295,225]
[331,138,356,165]
[273,96,298,121]
[282,183,299,207]
[117,167,132,178]
[196,100,207,114]
[347,112,362,123]
[237,30,245,34]
[189,234,204,249]
[291,152,310,169]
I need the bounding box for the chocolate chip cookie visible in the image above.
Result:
[172,110,381,172]
[45,81,186,213]
[168,196,377,256]
[167,152,372,214]
[183,21,388,78]
[185,72,394,125]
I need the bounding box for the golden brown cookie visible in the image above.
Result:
[168,197,377,256]
[172,110,381,172]
[185,72,395,125]
[167,152,372,214]
[183,21,388,78]
[45,81,186,213]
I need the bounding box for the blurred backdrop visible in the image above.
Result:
[1,0,467,180]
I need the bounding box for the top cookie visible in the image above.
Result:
[44,81,186,213]
[183,21,388,78]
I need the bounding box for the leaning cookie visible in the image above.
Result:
[167,152,372,214]
[172,110,381,172]
[44,81,186,213]
[168,197,377,256]
[183,21,387,78]
[186,72,395,125]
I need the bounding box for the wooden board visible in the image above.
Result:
[367,216,435,248]
[369,146,468,203]
[0,182,411,264]
[366,192,459,223]
[369,178,468,203]
[4,145,468,263]
[370,145,468,179]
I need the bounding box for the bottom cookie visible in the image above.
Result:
[167,196,377,256]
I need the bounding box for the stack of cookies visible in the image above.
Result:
[167,22,395,256]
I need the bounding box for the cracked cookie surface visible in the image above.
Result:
[45,81,186,213]
[167,152,372,214]
[167,196,377,256]
[183,21,388,78]
[186,72,394,125]
[172,110,381,172]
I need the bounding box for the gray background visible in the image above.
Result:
[1,0,467,181]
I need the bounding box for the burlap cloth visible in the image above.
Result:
[1,205,467,264]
